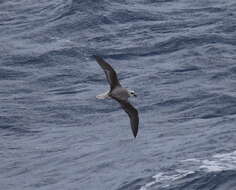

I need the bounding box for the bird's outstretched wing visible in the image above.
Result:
[94,55,121,89]
[112,97,139,138]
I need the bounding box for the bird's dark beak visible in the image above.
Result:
[134,93,137,97]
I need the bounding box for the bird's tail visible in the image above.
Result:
[96,91,110,99]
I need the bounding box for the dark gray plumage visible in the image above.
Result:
[94,55,139,138]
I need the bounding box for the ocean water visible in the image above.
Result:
[0,0,236,189]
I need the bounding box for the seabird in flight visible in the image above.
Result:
[94,55,139,138]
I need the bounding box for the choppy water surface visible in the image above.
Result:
[1,0,236,189]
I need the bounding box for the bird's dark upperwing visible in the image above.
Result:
[94,56,121,90]
[112,97,139,138]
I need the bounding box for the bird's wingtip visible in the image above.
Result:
[132,129,138,138]
[93,55,101,59]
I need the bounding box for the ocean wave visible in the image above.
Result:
[140,151,236,190]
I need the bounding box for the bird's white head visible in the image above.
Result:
[128,90,137,97]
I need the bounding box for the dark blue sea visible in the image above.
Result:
[1,0,236,189]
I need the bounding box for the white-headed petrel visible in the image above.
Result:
[94,56,139,138]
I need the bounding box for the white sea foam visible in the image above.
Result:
[140,170,194,190]
[199,151,236,172]
[140,151,236,190]
[182,150,236,172]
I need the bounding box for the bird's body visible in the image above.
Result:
[94,55,139,138]
[111,86,130,101]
